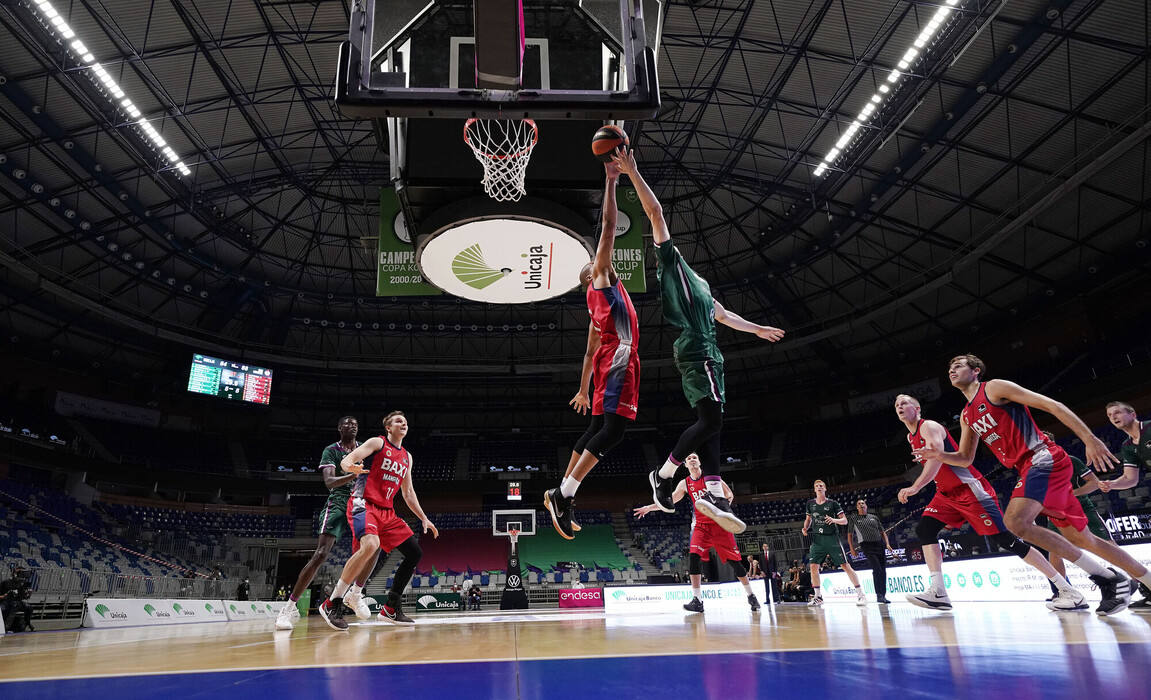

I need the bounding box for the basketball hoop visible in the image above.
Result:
[463,118,538,202]
[507,528,520,547]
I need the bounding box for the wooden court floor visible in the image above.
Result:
[2,601,1151,699]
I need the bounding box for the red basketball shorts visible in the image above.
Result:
[1011,445,1088,531]
[689,522,741,562]
[347,499,414,553]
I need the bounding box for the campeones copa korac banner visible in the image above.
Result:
[377,188,442,297]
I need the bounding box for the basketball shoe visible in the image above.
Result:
[683,597,704,613]
[807,595,823,607]
[344,588,372,621]
[856,590,867,606]
[378,604,415,625]
[544,488,575,540]
[1046,586,1088,612]
[318,598,348,631]
[648,470,675,513]
[906,590,952,611]
[1092,569,1133,617]
[747,594,761,612]
[693,492,746,534]
[274,601,300,630]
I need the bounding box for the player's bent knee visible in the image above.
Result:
[688,553,703,576]
[915,518,944,546]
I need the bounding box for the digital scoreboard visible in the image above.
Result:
[507,481,522,502]
[187,354,272,405]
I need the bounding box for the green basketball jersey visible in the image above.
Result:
[806,498,843,538]
[1068,456,1100,516]
[1118,420,1151,472]
[654,242,722,364]
[319,441,357,503]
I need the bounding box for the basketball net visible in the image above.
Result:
[508,528,520,549]
[463,118,538,202]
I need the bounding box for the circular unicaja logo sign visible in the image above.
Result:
[418,218,591,303]
[989,571,1000,587]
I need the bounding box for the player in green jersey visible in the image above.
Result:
[610,150,785,534]
[275,416,381,630]
[801,480,865,606]
[1100,402,1151,610]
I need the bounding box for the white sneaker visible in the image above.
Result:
[856,592,867,606]
[906,590,952,611]
[1047,586,1088,611]
[344,590,371,621]
[808,596,823,607]
[275,601,300,630]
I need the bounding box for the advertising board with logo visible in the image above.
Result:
[816,542,1151,603]
[84,598,229,628]
[222,600,276,621]
[415,592,463,611]
[558,588,604,609]
[603,580,768,614]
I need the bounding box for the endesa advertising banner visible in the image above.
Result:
[817,541,1151,603]
[558,588,604,608]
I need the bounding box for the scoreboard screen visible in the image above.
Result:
[507,481,522,501]
[187,354,273,405]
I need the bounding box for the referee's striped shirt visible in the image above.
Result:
[848,513,885,543]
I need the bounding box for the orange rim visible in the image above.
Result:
[463,118,539,161]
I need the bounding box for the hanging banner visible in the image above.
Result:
[613,186,647,294]
[377,188,442,296]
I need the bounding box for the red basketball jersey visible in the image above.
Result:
[960,382,1053,471]
[684,474,711,528]
[353,437,411,508]
[587,279,639,350]
[907,419,992,495]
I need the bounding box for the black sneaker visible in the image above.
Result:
[693,492,746,534]
[377,605,415,625]
[648,470,675,513]
[544,488,575,540]
[683,597,704,613]
[318,598,348,631]
[1129,597,1151,612]
[878,598,891,605]
[748,594,761,612]
[1091,568,1133,617]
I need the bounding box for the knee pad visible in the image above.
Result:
[991,532,1031,558]
[915,517,945,547]
[586,415,627,458]
[688,553,703,575]
[729,559,747,578]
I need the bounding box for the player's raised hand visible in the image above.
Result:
[1084,436,1119,473]
[756,326,785,342]
[422,519,440,539]
[569,392,591,415]
[609,148,638,177]
[897,487,915,504]
[342,461,367,475]
[632,505,654,519]
[604,159,622,179]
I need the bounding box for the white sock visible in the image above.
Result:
[692,583,701,600]
[1073,554,1115,579]
[855,586,864,596]
[658,456,681,479]
[704,478,725,498]
[930,572,945,595]
[813,586,821,598]
[1136,571,1151,589]
[560,476,572,492]
[560,477,581,499]
[331,578,351,601]
[741,580,753,595]
[1049,574,1073,592]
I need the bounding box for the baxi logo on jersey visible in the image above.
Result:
[970,414,1001,445]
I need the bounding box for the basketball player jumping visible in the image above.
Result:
[546,160,640,540]
[317,411,438,631]
[802,480,866,606]
[633,453,761,613]
[275,416,381,630]
[611,149,784,534]
[895,395,1086,611]
[914,354,1151,615]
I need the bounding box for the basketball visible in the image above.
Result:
[591,125,629,162]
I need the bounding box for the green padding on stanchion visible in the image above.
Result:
[520,524,631,571]
[296,589,310,617]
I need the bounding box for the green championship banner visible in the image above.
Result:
[377,188,442,296]
[613,186,647,294]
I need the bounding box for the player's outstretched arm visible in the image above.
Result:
[1073,471,1103,497]
[321,450,360,490]
[899,421,947,503]
[828,509,848,526]
[987,379,1119,471]
[591,164,622,286]
[400,466,438,538]
[913,416,977,467]
[570,321,600,415]
[713,300,785,341]
[611,149,669,245]
[1100,466,1140,492]
[340,437,382,473]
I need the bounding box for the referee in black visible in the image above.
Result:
[847,499,892,604]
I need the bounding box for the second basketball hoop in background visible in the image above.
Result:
[463,118,539,202]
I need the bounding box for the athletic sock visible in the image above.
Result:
[330,578,351,602]
[741,580,753,596]
[929,572,945,595]
[692,583,702,600]
[1135,571,1151,589]
[813,586,821,598]
[1049,574,1073,592]
[855,586,863,596]
[560,477,581,499]
[560,476,572,492]
[289,594,299,602]
[703,476,725,498]
[658,455,682,480]
[1073,554,1115,579]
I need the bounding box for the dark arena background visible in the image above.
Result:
[1,1,1151,698]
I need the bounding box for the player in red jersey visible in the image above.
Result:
[316,411,439,631]
[633,453,761,613]
[894,394,1084,611]
[914,354,1151,615]
[546,160,640,540]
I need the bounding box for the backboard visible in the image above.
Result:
[493,509,538,537]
